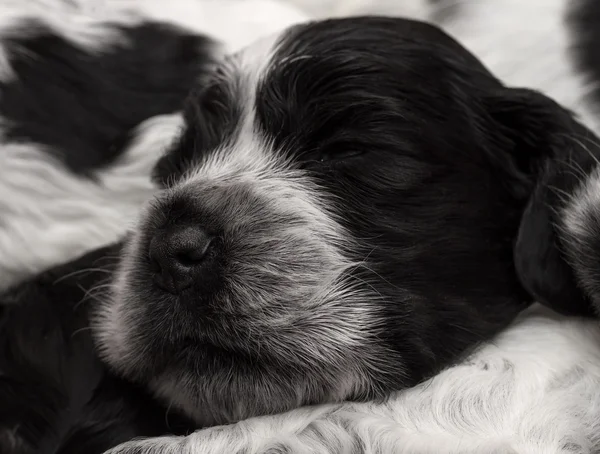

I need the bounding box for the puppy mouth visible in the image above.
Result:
[173,314,259,352]
[174,334,266,370]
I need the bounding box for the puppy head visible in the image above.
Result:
[93,17,570,425]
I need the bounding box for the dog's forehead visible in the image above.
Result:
[174,16,495,184]
[213,17,492,117]
[222,17,470,83]
[271,17,478,64]
[225,32,280,85]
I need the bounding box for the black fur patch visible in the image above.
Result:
[0,20,216,175]
[0,245,195,454]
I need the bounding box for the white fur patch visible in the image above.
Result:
[0,114,183,290]
[108,0,308,53]
[562,164,600,240]
[0,0,308,67]
[284,0,432,20]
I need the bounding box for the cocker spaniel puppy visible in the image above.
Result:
[87,16,600,453]
[4,3,600,454]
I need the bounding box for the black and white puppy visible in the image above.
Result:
[89,16,600,454]
[3,5,600,453]
[3,2,600,454]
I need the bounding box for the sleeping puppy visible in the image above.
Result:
[88,16,600,453]
[2,4,599,454]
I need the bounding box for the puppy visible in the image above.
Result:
[87,16,600,453]
[3,3,600,454]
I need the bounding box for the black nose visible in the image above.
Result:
[149,225,213,294]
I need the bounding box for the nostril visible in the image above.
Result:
[175,237,213,266]
[175,251,197,267]
[148,225,214,294]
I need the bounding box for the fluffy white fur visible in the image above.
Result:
[562,165,600,240]
[0,114,181,289]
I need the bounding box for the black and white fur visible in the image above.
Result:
[0,0,305,453]
[0,243,200,454]
[4,1,600,453]
[0,0,305,290]
[95,14,600,454]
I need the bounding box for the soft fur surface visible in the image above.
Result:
[3,1,600,454]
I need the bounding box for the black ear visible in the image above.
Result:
[486,88,597,316]
[514,160,595,316]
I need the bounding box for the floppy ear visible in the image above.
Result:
[486,88,597,316]
[513,160,595,316]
